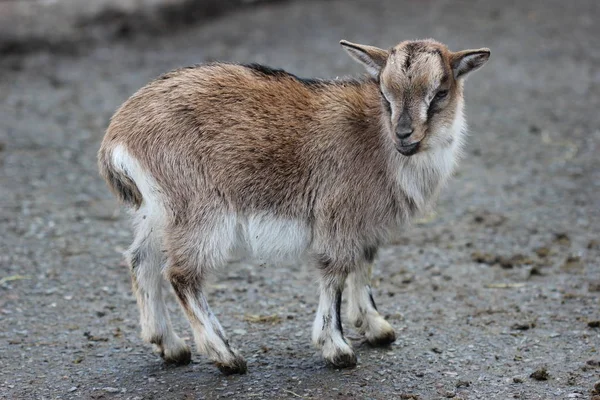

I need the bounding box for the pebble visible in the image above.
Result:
[530,368,549,381]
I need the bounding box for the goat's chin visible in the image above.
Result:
[395,142,421,156]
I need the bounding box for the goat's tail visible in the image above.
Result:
[98,146,143,209]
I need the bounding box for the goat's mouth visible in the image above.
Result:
[396,141,420,156]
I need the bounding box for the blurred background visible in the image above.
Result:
[1,1,599,399]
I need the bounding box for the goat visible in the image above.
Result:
[98,38,490,374]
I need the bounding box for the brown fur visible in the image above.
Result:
[100,62,410,273]
[101,63,388,220]
[100,41,489,248]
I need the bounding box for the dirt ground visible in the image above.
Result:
[1,0,599,399]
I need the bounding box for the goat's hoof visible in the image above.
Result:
[366,328,396,347]
[326,351,357,369]
[162,345,192,365]
[364,316,396,347]
[216,357,248,375]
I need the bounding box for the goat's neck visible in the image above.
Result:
[387,113,466,213]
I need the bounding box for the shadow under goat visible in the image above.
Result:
[98,38,490,374]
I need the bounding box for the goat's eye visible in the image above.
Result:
[434,90,449,101]
[380,89,392,113]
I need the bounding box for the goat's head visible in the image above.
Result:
[341,39,490,156]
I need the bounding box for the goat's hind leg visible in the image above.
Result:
[127,213,191,364]
[165,222,246,374]
[168,269,247,374]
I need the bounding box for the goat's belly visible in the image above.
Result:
[232,213,312,263]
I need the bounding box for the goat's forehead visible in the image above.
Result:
[382,43,448,91]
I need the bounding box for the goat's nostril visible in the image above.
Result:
[396,129,414,140]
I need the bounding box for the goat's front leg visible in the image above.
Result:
[346,262,396,346]
[312,270,356,368]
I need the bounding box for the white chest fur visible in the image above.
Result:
[393,113,466,212]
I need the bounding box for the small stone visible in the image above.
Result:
[103,387,120,393]
[554,232,571,246]
[594,381,600,393]
[232,329,247,335]
[589,281,600,292]
[535,247,550,258]
[68,386,77,392]
[529,266,543,276]
[400,394,420,400]
[513,377,524,383]
[530,367,549,381]
[561,256,583,273]
[83,331,108,342]
[455,380,470,388]
[511,322,535,331]
[471,251,495,264]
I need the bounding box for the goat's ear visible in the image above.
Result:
[340,40,388,77]
[450,48,490,79]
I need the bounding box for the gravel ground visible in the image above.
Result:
[1,0,600,399]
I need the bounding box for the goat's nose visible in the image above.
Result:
[395,127,414,140]
[396,109,413,139]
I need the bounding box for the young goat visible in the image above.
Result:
[98,39,490,373]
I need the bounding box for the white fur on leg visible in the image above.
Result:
[346,267,396,346]
[312,282,356,368]
[184,292,247,374]
[128,209,191,364]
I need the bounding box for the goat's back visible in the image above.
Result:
[100,63,389,223]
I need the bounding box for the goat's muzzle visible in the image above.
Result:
[396,141,420,156]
